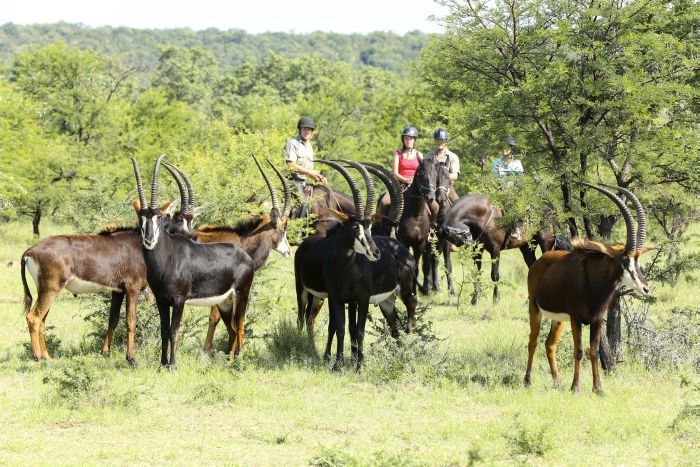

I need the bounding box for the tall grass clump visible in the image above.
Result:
[361,306,450,385]
[503,414,553,458]
[443,334,523,389]
[41,356,140,409]
[266,317,318,365]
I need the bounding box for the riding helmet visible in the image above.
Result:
[297,116,316,130]
[401,126,419,138]
[433,128,449,141]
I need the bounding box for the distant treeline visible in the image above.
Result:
[0,23,434,73]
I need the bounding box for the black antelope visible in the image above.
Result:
[131,155,255,368]
[20,199,182,364]
[296,160,418,370]
[439,194,556,303]
[524,183,650,394]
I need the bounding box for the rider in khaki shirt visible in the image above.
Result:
[424,128,460,239]
[284,116,326,216]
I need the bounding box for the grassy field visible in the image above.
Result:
[0,220,697,465]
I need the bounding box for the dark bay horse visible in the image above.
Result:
[438,194,556,304]
[381,158,451,295]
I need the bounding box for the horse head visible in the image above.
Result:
[413,158,438,202]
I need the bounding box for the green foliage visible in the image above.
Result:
[423,0,699,238]
[0,24,432,75]
[266,318,318,365]
[503,414,553,457]
[41,356,141,409]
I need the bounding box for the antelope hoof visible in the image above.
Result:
[593,386,605,397]
[332,360,343,372]
[523,375,531,387]
[570,384,580,394]
[126,356,137,368]
[102,350,110,359]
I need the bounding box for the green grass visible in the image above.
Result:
[0,220,698,464]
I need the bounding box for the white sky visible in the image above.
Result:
[0,0,448,35]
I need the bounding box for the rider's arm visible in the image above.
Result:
[286,161,326,184]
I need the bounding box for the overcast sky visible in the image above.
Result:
[0,0,448,35]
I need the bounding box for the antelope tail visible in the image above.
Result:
[21,256,32,314]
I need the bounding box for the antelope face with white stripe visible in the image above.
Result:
[133,202,162,250]
[620,251,650,295]
[351,219,380,261]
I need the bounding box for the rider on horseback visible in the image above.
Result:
[285,116,327,218]
[425,128,460,240]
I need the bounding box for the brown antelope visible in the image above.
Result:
[524,183,650,394]
[196,158,293,354]
[20,198,183,364]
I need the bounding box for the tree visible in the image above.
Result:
[152,46,218,114]
[9,43,140,146]
[0,82,76,235]
[423,0,698,369]
[423,0,698,236]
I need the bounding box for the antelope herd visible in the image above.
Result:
[20,154,651,393]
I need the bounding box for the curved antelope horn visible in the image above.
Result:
[580,182,636,253]
[150,154,166,209]
[267,160,292,219]
[337,159,375,220]
[162,163,188,213]
[169,165,195,216]
[602,184,647,251]
[130,157,147,210]
[252,155,280,215]
[316,160,364,219]
[362,162,404,224]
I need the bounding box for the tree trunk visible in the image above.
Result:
[600,289,622,372]
[32,205,42,237]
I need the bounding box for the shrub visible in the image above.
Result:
[503,414,552,457]
[266,317,318,364]
[41,356,140,409]
[625,305,699,370]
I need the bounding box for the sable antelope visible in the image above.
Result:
[387,158,451,295]
[297,160,419,370]
[438,194,556,303]
[20,199,182,364]
[295,160,390,369]
[290,184,357,237]
[131,155,255,368]
[524,183,650,394]
[193,157,293,354]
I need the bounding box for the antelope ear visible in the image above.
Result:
[323,208,349,222]
[192,205,205,218]
[637,246,655,255]
[161,199,179,216]
[609,243,626,252]
[132,199,141,213]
